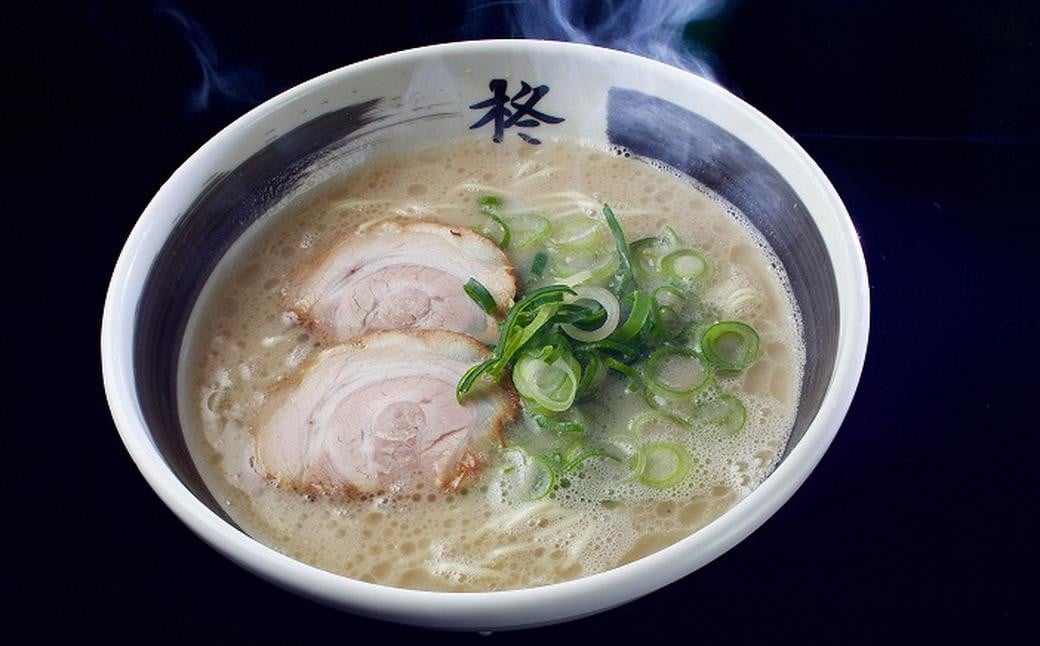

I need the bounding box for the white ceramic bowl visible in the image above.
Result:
[101,40,869,630]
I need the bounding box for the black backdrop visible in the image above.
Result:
[7,1,1037,642]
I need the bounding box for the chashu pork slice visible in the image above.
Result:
[253,330,516,496]
[291,220,516,344]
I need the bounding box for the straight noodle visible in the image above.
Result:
[180,137,804,591]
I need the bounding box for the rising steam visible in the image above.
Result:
[155,2,268,112]
[153,0,728,113]
[459,0,728,82]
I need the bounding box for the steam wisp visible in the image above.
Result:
[460,0,729,82]
[156,2,268,112]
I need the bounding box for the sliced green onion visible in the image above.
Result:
[551,214,605,249]
[507,213,552,248]
[530,251,549,279]
[556,302,607,331]
[560,285,620,342]
[643,386,682,413]
[564,449,623,473]
[478,196,511,249]
[602,204,636,296]
[535,331,573,363]
[456,358,493,403]
[635,442,691,488]
[700,321,759,371]
[477,195,504,208]
[662,248,709,282]
[514,347,579,412]
[463,277,497,314]
[575,351,604,399]
[630,227,682,284]
[651,306,681,341]
[575,339,640,362]
[492,285,574,374]
[558,437,588,462]
[650,285,689,341]
[512,284,575,311]
[629,410,690,436]
[655,305,680,327]
[692,394,747,435]
[629,237,661,278]
[500,448,556,501]
[457,285,575,401]
[653,285,686,310]
[549,247,619,285]
[642,347,710,397]
[500,307,557,370]
[604,355,642,382]
[609,291,652,343]
[659,226,682,248]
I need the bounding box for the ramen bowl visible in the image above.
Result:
[101,40,869,630]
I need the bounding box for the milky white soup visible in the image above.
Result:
[180,138,804,591]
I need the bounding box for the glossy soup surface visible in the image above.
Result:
[181,138,804,591]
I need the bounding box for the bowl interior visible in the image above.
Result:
[133,46,838,542]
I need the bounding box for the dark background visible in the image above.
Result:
[7,0,1037,642]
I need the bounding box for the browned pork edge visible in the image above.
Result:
[249,329,519,500]
[285,218,517,343]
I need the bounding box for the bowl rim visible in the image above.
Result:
[101,39,869,629]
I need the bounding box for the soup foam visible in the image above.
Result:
[180,137,804,591]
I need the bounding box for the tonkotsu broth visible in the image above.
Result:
[181,138,804,591]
